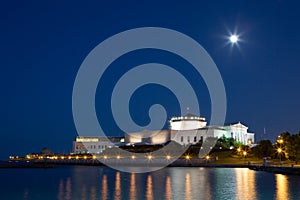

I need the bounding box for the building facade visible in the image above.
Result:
[125,130,170,145]
[126,114,255,146]
[169,114,207,130]
[170,114,255,145]
[73,114,255,154]
[73,136,124,154]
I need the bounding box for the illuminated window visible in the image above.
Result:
[76,137,99,142]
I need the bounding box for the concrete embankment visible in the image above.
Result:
[0,161,53,168]
[249,165,300,175]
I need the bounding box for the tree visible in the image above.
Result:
[216,135,243,150]
[252,140,273,159]
[279,132,300,163]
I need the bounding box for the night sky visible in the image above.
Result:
[1,1,300,159]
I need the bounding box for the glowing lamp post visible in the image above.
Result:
[277,148,282,165]
[277,138,283,165]
[206,155,210,164]
[243,151,247,164]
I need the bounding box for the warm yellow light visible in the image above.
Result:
[278,139,283,144]
[76,156,79,160]
[243,151,247,156]
[147,155,152,160]
[83,156,87,159]
[92,155,96,159]
[166,155,171,160]
[131,155,135,160]
[76,137,99,142]
[116,155,120,159]
[61,156,64,160]
[185,155,190,160]
[206,155,210,160]
[277,148,282,153]
[104,155,107,159]
[237,148,241,152]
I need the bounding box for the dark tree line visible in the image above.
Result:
[216,135,243,149]
[252,140,273,158]
[252,131,300,163]
[278,131,300,162]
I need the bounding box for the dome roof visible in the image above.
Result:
[40,147,53,155]
[170,113,206,121]
[184,113,198,118]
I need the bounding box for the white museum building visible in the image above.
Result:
[72,136,124,154]
[126,113,255,146]
[72,114,255,154]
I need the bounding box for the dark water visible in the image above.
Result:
[0,166,299,200]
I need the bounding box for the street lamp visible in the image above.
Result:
[243,151,247,164]
[277,138,284,165]
[206,155,210,164]
[277,148,282,165]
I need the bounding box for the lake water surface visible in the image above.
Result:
[0,166,299,200]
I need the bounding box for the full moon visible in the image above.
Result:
[230,35,238,43]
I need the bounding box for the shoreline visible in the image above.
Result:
[2,159,300,175]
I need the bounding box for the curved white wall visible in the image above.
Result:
[170,120,207,130]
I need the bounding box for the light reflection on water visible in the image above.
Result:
[129,173,136,200]
[276,174,289,200]
[165,176,172,200]
[185,173,191,200]
[114,172,121,200]
[146,175,153,200]
[0,166,299,200]
[235,168,256,200]
[101,175,108,200]
[54,167,298,200]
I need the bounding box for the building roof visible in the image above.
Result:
[170,113,206,121]
[198,125,226,131]
[230,121,248,128]
[184,113,198,118]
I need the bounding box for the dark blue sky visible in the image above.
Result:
[1,1,300,159]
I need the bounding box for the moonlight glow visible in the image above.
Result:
[230,35,238,43]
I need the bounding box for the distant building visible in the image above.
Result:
[73,114,255,153]
[125,130,170,145]
[169,113,207,130]
[170,113,207,145]
[73,136,124,154]
[173,122,255,146]
[126,113,255,146]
